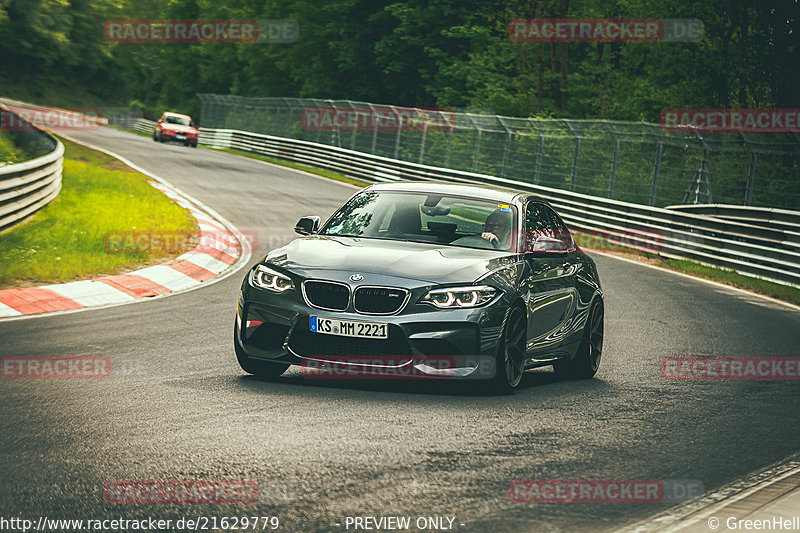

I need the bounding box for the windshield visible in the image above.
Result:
[320,191,517,251]
[165,116,191,126]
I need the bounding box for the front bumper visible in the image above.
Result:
[161,130,197,143]
[235,273,509,379]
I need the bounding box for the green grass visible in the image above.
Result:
[0,129,31,166]
[658,258,800,305]
[573,231,800,306]
[0,137,198,288]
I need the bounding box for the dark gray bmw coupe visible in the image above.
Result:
[235,182,603,392]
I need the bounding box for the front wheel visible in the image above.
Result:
[488,305,527,394]
[234,324,289,379]
[554,299,603,379]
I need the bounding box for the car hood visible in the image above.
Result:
[264,235,519,285]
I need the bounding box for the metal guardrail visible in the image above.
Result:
[128,119,800,287]
[0,106,64,231]
[666,204,800,234]
[196,93,800,210]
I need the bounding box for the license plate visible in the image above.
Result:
[176,134,186,140]
[310,316,388,339]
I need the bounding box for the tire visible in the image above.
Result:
[554,299,603,379]
[153,131,158,142]
[234,323,289,379]
[488,305,527,394]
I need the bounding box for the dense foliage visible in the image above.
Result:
[0,0,796,121]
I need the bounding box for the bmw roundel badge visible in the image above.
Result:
[350,274,364,282]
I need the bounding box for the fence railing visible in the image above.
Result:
[127,118,800,287]
[196,94,800,210]
[0,105,64,231]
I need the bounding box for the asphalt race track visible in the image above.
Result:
[1,127,799,532]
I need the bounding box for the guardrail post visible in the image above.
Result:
[499,118,512,178]
[418,112,428,165]
[530,120,544,185]
[444,123,454,168]
[647,125,663,206]
[650,143,662,206]
[466,114,481,173]
[741,131,757,206]
[348,101,359,151]
[606,122,620,199]
[472,128,482,172]
[745,152,757,206]
[284,98,294,138]
[199,96,209,128]
[559,120,582,192]
[393,107,403,159]
[369,103,379,154]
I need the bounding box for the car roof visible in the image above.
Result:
[164,112,191,119]
[366,181,542,204]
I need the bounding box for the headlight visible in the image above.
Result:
[420,285,498,309]
[250,264,294,292]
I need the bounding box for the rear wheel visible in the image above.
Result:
[234,323,289,379]
[488,305,527,394]
[554,299,603,379]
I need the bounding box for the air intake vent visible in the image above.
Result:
[354,286,408,314]
[303,281,350,311]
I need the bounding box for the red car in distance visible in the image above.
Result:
[153,112,198,147]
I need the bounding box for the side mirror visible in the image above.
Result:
[295,216,320,235]
[529,236,568,254]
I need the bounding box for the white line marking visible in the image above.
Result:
[45,280,136,306]
[179,252,230,275]
[199,234,238,255]
[591,250,800,313]
[134,265,200,291]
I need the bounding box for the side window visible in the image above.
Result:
[524,202,554,251]
[542,205,575,250]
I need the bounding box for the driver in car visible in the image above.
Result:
[480,208,513,248]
